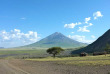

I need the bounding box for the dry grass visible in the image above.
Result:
[27,54,110,66]
[60,60,110,66]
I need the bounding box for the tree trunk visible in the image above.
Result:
[104,51,107,56]
[53,54,56,58]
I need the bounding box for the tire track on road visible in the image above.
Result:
[1,60,30,74]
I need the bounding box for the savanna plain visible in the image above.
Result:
[0,49,110,74]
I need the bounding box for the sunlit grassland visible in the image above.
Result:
[0,49,46,55]
[0,49,47,59]
[27,54,110,66]
[0,48,74,58]
[0,47,74,55]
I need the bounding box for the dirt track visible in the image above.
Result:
[0,59,110,74]
[0,59,30,74]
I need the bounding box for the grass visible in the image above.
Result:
[1,48,110,66]
[0,49,47,59]
[27,54,110,66]
[27,55,110,61]
[0,49,46,55]
[61,60,110,66]
[0,48,73,59]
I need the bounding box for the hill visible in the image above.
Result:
[24,32,87,49]
[72,29,110,53]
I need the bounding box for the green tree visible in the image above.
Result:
[47,47,64,58]
[105,43,110,54]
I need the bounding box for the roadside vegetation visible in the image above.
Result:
[47,47,64,58]
[1,46,110,66]
[105,43,110,54]
[27,54,110,66]
[0,49,47,59]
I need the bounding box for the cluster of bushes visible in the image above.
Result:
[93,52,106,56]
[80,52,88,57]
[21,44,110,59]
[79,51,107,57]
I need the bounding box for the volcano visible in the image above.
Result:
[25,32,87,48]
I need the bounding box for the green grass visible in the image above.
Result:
[0,49,47,59]
[27,54,110,66]
[0,48,73,59]
[27,55,110,61]
[1,48,110,66]
[0,49,46,55]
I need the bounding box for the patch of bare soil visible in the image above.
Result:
[0,59,30,74]
[8,59,110,74]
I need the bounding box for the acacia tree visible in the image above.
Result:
[105,43,110,54]
[47,47,64,58]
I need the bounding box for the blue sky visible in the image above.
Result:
[0,0,110,48]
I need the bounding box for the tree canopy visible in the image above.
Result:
[47,47,64,58]
[105,43,110,54]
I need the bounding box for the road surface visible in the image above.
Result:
[0,59,30,74]
[0,59,110,74]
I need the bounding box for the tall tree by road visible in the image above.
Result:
[47,47,64,58]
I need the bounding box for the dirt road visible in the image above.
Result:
[0,59,30,74]
[0,59,110,74]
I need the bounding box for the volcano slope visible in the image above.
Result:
[72,29,110,54]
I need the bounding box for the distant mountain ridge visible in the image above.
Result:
[72,29,110,53]
[24,32,87,48]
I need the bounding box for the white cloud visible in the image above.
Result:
[85,17,91,23]
[3,36,9,40]
[78,26,90,32]
[64,22,81,28]
[68,35,95,44]
[0,29,40,48]
[93,11,103,19]
[89,23,93,26]
[77,22,82,25]
[71,32,74,34]
[78,22,93,32]
[91,35,96,39]
[20,17,26,20]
